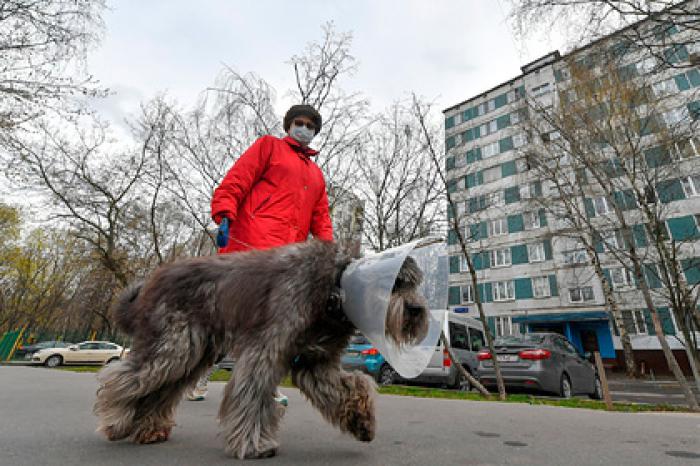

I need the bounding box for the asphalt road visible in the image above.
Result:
[1,367,699,466]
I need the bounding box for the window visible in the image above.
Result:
[621,310,647,335]
[528,242,545,262]
[564,249,588,265]
[482,165,501,183]
[491,248,512,267]
[461,284,474,303]
[601,230,623,252]
[469,327,485,351]
[532,82,551,96]
[488,218,508,236]
[593,196,611,215]
[673,137,700,160]
[663,106,689,126]
[637,57,656,74]
[513,133,528,148]
[460,255,471,272]
[453,113,462,126]
[511,110,521,125]
[487,99,496,112]
[482,141,500,158]
[523,211,542,230]
[681,175,700,197]
[610,266,634,290]
[532,276,551,298]
[569,286,595,303]
[449,322,469,350]
[487,190,505,207]
[493,281,515,301]
[652,78,677,97]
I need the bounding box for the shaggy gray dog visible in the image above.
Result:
[93,239,429,459]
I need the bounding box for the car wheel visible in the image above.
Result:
[377,364,395,386]
[451,368,471,392]
[45,355,63,368]
[559,373,572,399]
[589,376,603,400]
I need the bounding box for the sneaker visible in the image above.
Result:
[274,391,288,407]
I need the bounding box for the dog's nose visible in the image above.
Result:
[406,304,425,316]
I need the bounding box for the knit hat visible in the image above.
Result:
[283,104,322,135]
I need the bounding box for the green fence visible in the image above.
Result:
[1,327,129,360]
[0,329,22,361]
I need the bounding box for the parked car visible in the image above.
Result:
[15,341,74,360]
[476,333,603,399]
[32,341,127,368]
[393,311,485,391]
[341,333,395,386]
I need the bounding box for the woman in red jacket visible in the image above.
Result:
[187,104,333,401]
[211,104,333,252]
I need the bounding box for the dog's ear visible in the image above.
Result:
[393,256,423,290]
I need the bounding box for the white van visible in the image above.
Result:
[393,310,486,390]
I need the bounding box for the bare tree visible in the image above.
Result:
[411,94,507,400]
[355,101,444,252]
[508,0,700,69]
[523,52,699,408]
[0,0,106,129]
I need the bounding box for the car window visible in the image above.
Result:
[563,340,580,355]
[494,335,546,346]
[552,338,574,354]
[100,343,117,350]
[449,322,469,350]
[350,334,370,345]
[469,328,484,351]
[79,343,99,350]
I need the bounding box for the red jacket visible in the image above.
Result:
[211,135,333,253]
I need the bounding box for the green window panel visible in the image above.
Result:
[484,282,493,302]
[664,44,689,64]
[657,179,685,203]
[638,116,658,136]
[613,189,637,211]
[465,173,478,189]
[532,181,543,197]
[593,231,605,253]
[501,160,517,178]
[602,268,612,286]
[494,94,507,109]
[446,156,455,171]
[667,216,698,241]
[674,73,691,91]
[633,224,648,247]
[514,278,533,299]
[548,275,559,296]
[496,114,511,130]
[682,258,700,285]
[487,316,496,335]
[618,63,638,81]
[449,286,461,305]
[644,307,676,336]
[507,214,524,233]
[446,136,456,150]
[472,251,486,270]
[554,69,565,82]
[543,239,553,260]
[511,244,529,265]
[644,145,671,168]
[688,101,700,120]
[449,255,460,273]
[479,221,488,240]
[477,171,484,185]
[445,116,455,129]
[516,85,525,98]
[466,148,481,164]
[499,137,514,153]
[468,197,478,213]
[462,109,472,122]
[448,229,457,245]
[447,204,455,220]
[505,186,520,204]
[539,208,548,227]
[469,222,488,241]
[447,180,458,194]
[474,126,481,139]
[643,263,662,289]
[688,69,700,87]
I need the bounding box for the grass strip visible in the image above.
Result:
[55,366,690,413]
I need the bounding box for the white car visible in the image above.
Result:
[32,341,128,368]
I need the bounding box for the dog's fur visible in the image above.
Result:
[93,240,429,459]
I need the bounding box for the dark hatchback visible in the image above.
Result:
[476,333,602,399]
[15,341,73,359]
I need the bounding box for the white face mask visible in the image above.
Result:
[290,125,315,144]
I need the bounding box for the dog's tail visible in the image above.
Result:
[112,281,144,336]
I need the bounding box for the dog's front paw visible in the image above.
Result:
[244,447,278,459]
[134,427,171,444]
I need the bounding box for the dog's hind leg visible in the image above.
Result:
[94,315,209,442]
[218,347,286,459]
[292,351,377,443]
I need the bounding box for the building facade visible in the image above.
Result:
[443,13,700,374]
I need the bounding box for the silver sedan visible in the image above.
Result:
[476,333,603,399]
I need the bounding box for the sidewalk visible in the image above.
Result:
[605,373,700,406]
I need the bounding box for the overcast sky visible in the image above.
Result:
[87,0,565,128]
